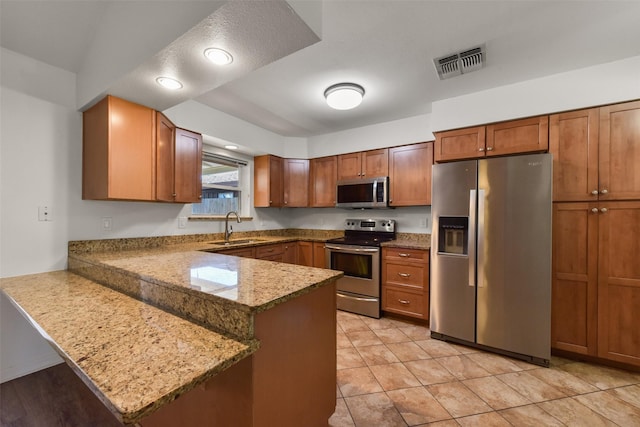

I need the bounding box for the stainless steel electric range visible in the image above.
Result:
[325,218,396,318]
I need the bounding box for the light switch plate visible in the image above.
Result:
[178,217,187,229]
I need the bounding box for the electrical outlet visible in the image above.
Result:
[178,217,187,229]
[102,217,112,231]
[38,206,53,221]
[420,218,427,228]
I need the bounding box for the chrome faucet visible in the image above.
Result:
[224,211,242,242]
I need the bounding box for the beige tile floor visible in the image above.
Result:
[329,311,640,426]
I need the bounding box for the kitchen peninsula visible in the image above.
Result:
[0,234,343,426]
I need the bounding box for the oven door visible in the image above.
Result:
[325,244,380,297]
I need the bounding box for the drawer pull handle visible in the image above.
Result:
[398,253,411,258]
[398,273,411,278]
[398,299,410,305]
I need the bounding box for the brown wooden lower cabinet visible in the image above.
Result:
[296,241,327,268]
[381,247,429,321]
[219,247,256,258]
[552,201,640,367]
[140,282,337,427]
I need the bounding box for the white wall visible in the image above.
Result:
[307,113,434,158]
[432,55,640,131]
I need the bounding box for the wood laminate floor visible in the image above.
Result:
[0,363,123,427]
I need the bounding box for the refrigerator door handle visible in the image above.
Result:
[477,189,486,288]
[468,189,477,287]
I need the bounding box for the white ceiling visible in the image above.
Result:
[2,1,640,137]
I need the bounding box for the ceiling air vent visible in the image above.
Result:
[434,44,486,80]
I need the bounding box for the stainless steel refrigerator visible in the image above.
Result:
[430,153,552,366]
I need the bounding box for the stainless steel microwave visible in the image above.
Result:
[335,176,389,208]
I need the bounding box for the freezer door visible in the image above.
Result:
[430,160,478,342]
[476,153,552,361]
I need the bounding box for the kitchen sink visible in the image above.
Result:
[207,239,267,246]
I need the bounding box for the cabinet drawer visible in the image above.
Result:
[256,243,284,259]
[219,247,255,258]
[384,247,429,262]
[259,254,284,262]
[382,287,427,320]
[385,263,426,289]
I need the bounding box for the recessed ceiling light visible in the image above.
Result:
[156,77,183,90]
[324,83,365,110]
[204,48,233,65]
[224,145,238,150]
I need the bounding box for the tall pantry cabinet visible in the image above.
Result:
[550,100,640,366]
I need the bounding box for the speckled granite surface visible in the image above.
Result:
[69,246,342,340]
[0,271,257,425]
[382,232,431,250]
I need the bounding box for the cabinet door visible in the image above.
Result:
[362,149,388,178]
[549,109,599,202]
[156,112,176,202]
[297,241,314,267]
[254,155,283,207]
[283,242,298,264]
[283,159,309,207]
[486,116,549,157]
[597,201,640,366]
[83,95,156,201]
[313,242,326,268]
[599,100,640,201]
[174,128,202,203]
[389,142,433,207]
[337,152,362,180]
[551,203,598,355]
[310,156,337,207]
[434,126,485,162]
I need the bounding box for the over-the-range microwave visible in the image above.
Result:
[335,176,390,209]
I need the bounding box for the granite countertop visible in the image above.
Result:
[0,271,257,425]
[382,233,431,250]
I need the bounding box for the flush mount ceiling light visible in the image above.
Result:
[224,144,238,150]
[324,83,365,110]
[156,77,183,90]
[204,48,234,65]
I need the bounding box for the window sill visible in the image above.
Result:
[188,215,253,222]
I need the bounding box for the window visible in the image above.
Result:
[191,152,247,215]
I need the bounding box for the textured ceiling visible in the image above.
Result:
[2,1,640,137]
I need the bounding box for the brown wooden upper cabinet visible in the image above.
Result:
[283,158,309,207]
[550,100,640,202]
[310,156,337,207]
[83,95,202,203]
[389,142,433,206]
[254,155,284,207]
[156,111,203,203]
[434,116,549,162]
[337,148,388,180]
[83,95,157,201]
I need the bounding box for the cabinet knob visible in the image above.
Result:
[172,193,177,197]
[398,299,410,305]
[198,195,202,199]
[362,173,365,177]
[591,190,599,195]
[284,201,288,205]
[600,189,608,195]
[591,208,599,213]
[478,147,485,152]
[600,208,608,213]
[269,200,272,204]
[486,147,493,151]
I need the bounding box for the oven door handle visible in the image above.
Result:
[325,245,380,253]
[337,293,379,303]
